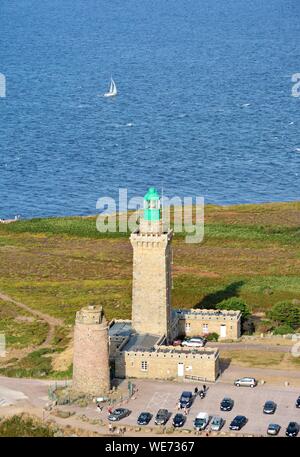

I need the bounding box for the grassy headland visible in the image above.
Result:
[0,201,299,376]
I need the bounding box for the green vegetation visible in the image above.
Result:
[273,324,294,335]
[0,202,299,326]
[0,299,48,348]
[0,348,73,379]
[0,414,56,437]
[215,297,251,320]
[206,332,219,342]
[0,201,299,376]
[267,301,300,330]
[0,216,121,239]
[221,350,285,368]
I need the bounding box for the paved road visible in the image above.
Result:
[0,376,68,408]
[209,342,292,353]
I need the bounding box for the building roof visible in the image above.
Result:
[109,321,132,337]
[176,308,241,318]
[122,333,160,352]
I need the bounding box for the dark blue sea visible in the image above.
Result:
[0,0,300,219]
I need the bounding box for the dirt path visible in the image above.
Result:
[0,291,63,346]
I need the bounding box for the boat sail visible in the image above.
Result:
[104,78,117,97]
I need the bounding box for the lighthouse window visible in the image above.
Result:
[141,360,148,372]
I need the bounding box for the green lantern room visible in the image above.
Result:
[139,187,164,234]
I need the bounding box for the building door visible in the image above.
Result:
[110,360,115,380]
[177,363,184,377]
[220,324,227,338]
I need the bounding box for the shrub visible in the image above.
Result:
[257,320,273,334]
[0,415,55,437]
[217,297,251,320]
[267,301,300,329]
[206,332,219,342]
[273,324,294,335]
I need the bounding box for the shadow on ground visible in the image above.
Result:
[194,281,245,309]
[219,358,232,375]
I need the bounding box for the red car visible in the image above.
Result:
[173,339,182,346]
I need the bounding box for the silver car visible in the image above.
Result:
[234,377,257,388]
[267,423,281,436]
[210,416,224,431]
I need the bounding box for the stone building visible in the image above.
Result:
[114,339,219,382]
[73,188,241,391]
[176,309,241,340]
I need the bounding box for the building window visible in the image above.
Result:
[203,323,209,334]
[185,322,191,333]
[141,360,148,372]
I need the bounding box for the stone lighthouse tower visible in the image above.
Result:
[130,188,173,343]
[72,305,110,396]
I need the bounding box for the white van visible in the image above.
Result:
[193,412,209,431]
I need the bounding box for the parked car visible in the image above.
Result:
[234,377,257,388]
[285,422,299,437]
[172,413,185,428]
[179,391,193,408]
[137,412,152,425]
[154,409,169,425]
[108,408,130,421]
[182,337,205,348]
[220,397,234,411]
[263,401,277,414]
[267,423,281,436]
[193,412,209,431]
[229,415,247,430]
[173,339,182,346]
[210,416,224,431]
[295,396,300,408]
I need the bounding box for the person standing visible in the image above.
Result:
[194,386,198,396]
[97,403,103,412]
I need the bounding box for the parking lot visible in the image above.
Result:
[114,379,300,436]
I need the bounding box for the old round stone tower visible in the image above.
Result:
[72,305,110,396]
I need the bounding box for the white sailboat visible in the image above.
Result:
[104,78,117,97]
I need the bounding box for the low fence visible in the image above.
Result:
[48,381,137,407]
